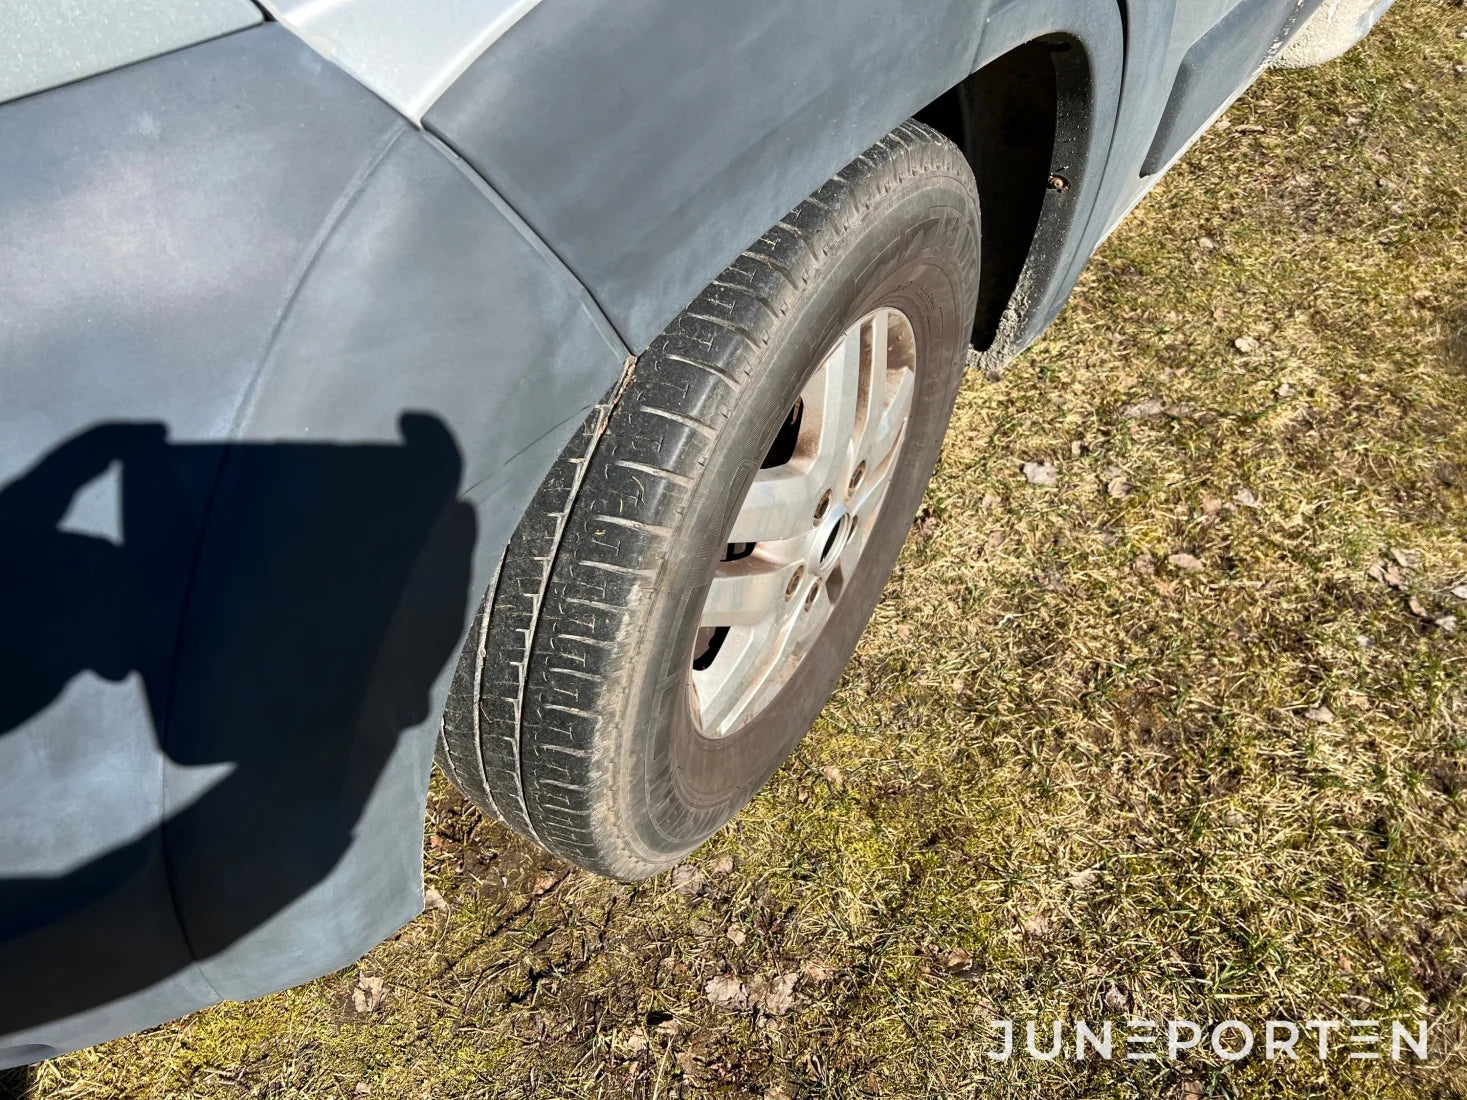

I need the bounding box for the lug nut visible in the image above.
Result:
[814,489,832,524]
[785,565,805,599]
[849,461,866,492]
[804,579,822,610]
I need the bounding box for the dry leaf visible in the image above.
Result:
[351,975,385,1014]
[1200,494,1223,516]
[1233,335,1259,353]
[1368,561,1407,590]
[1389,547,1420,568]
[895,624,912,640]
[1233,487,1258,507]
[1131,554,1155,578]
[764,1086,794,1100]
[711,853,735,875]
[757,972,800,1016]
[1304,705,1335,725]
[423,888,449,913]
[727,926,747,946]
[1022,461,1058,487]
[820,765,845,788]
[1436,615,1459,633]
[670,864,706,896]
[1104,983,1129,1012]
[1121,397,1166,419]
[1107,476,1132,499]
[655,1017,682,1037]
[1067,867,1100,889]
[704,974,748,1011]
[1408,595,1431,619]
[800,961,835,983]
[1020,914,1049,936]
[1450,585,1467,601]
[354,1084,372,1097]
[1167,552,1204,573]
[531,871,558,896]
[944,948,973,972]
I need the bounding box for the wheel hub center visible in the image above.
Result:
[813,509,851,573]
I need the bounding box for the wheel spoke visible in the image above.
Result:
[728,466,822,542]
[852,323,914,480]
[802,325,863,490]
[690,623,775,733]
[700,555,804,628]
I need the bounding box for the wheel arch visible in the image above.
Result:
[423,0,1124,359]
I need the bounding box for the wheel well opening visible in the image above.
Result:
[915,40,1067,353]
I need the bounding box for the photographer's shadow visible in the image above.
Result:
[0,414,474,1039]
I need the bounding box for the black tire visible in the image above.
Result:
[439,120,980,879]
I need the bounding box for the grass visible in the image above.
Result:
[25,2,1467,1096]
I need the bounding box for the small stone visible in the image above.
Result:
[1022,461,1059,487]
[1275,381,1297,398]
[1451,585,1467,601]
[1435,615,1458,634]
[1107,476,1132,500]
[1167,552,1204,573]
[1304,705,1335,725]
[1409,595,1432,620]
[1233,335,1260,354]
[423,887,449,913]
[1233,487,1258,507]
[712,853,735,875]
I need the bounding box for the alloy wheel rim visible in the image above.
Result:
[689,307,918,738]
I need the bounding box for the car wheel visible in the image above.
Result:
[439,120,981,879]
